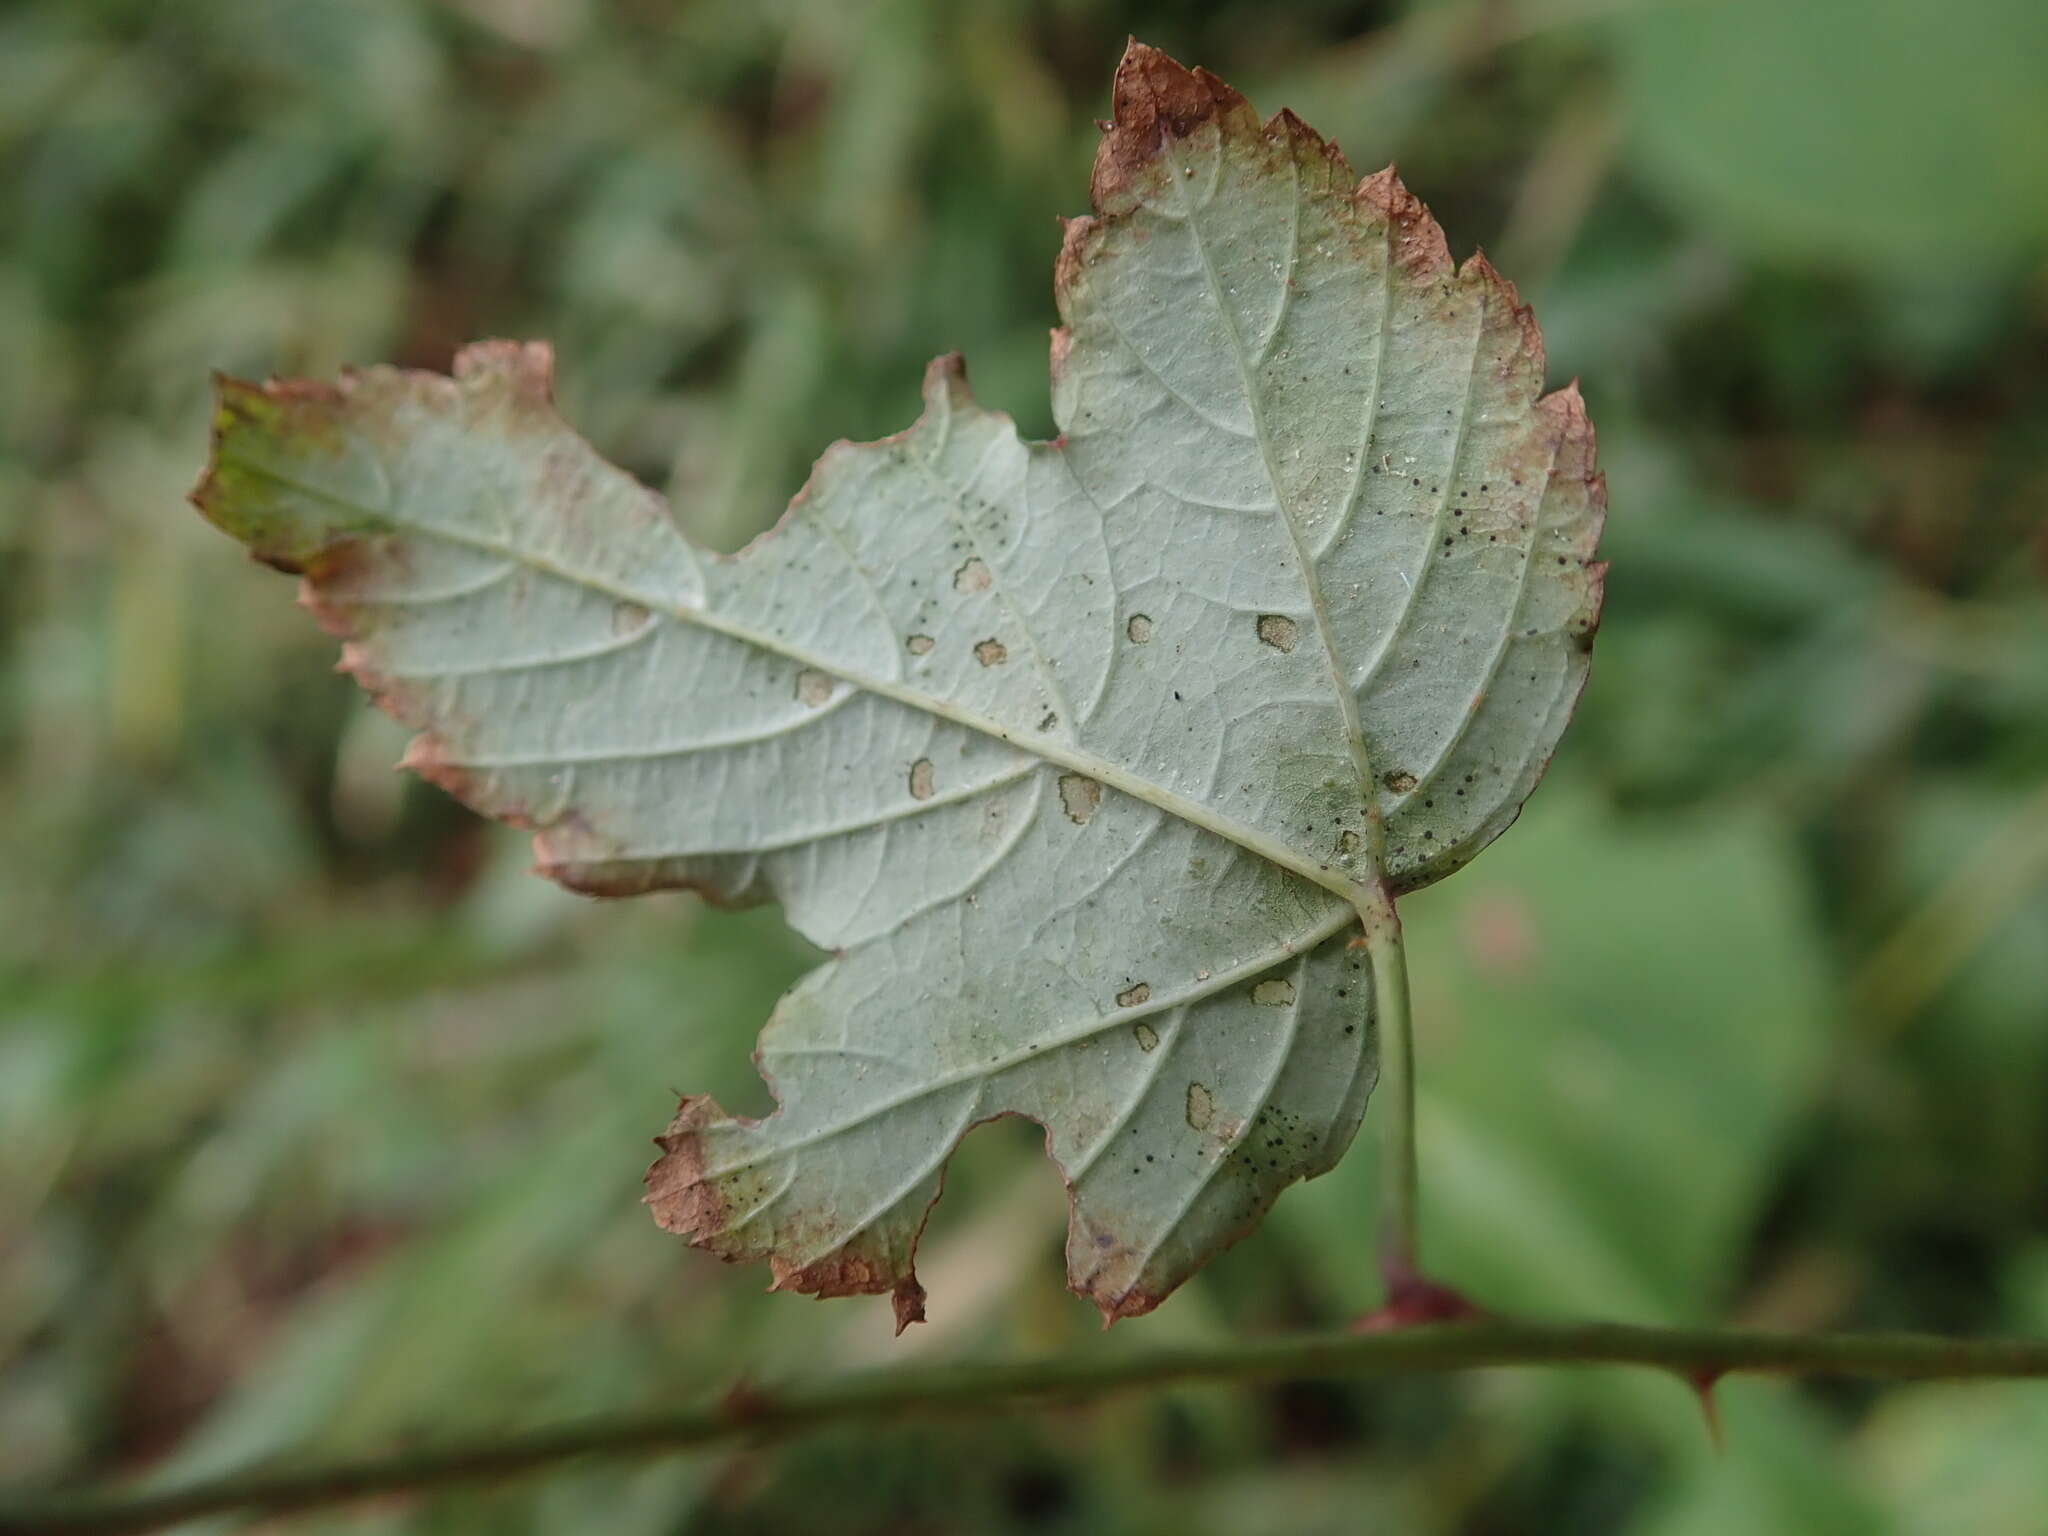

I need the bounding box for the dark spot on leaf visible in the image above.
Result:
[1257,614,1298,652]
[1058,773,1102,824]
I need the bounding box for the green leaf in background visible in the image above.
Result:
[1612,0,2048,274]
[187,43,1606,1327]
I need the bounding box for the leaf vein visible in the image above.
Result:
[701,905,1353,1179]
[1103,947,1312,1300]
[1164,138,1377,825]
[1348,287,1490,703]
[1390,414,1569,812]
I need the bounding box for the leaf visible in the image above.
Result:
[189,44,1606,1326]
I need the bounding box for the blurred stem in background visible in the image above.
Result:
[1848,778,2048,1045]
[9,1317,2048,1536]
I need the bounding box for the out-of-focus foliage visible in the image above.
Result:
[1,1,2044,1531]
[1613,0,2048,274]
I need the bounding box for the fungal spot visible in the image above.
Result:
[1186,1083,1215,1132]
[1252,978,1296,1007]
[1133,1022,1160,1053]
[974,638,1008,667]
[611,601,650,636]
[795,669,833,707]
[1257,614,1299,653]
[908,759,935,800]
[1126,613,1154,644]
[1058,773,1102,825]
[906,634,935,656]
[1339,829,1361,855]
[953,557,992,594]
[1117,982,1151,1008]
[1382,769,1418,793]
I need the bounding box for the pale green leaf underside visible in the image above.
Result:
[193,45,1603,1324]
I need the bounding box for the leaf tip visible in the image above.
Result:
[398,731,487,809]
[452,337,557,406]
[644,1095,729,1240]
[189,370,360,572]
[920,351,974,415]
[1356,165,1452,278]
[1089,1286,1161,1330]
[892,1278,928,1334]
[1465,247,1546,374]
[1094,42,1248,206]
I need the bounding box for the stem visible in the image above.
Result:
[1357,879,1419,1281]
[9,1318,2046,1535]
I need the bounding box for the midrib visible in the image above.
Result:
[225,455,1379,914]
[1161,140,1381,826]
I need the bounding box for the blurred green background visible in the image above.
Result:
[4,0,2047,1530]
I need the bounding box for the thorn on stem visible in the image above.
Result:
[1687,1367,1726,1451]
[719,1379,776,1424]
[1351,1257,1486,1333]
